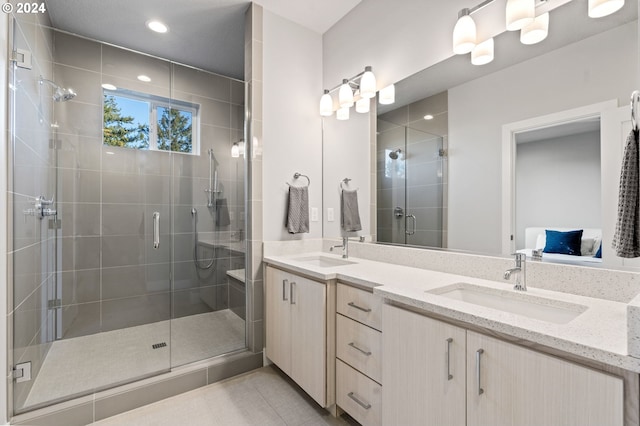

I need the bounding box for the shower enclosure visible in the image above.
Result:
[9,16,247,413]
[376,119,447,247]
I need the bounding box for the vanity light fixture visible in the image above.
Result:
[453,8,477,54]
[588,0,624,18]
[505,0,535,31]
[378,84,395,105]
[338,79,354,108]
[471,37,494,65]
[355,96,370,114]
[146,20,169,33]
[520,12,549,44]
[319,66,379,119]
[320,90,333,116]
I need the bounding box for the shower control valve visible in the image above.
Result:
[23,195,56,220]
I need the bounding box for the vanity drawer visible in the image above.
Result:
[337,283,382,331]
[337,359,382,426]
[336,314,382,383]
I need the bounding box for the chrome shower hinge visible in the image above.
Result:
[13,362,31,383]
[11,48,32,69]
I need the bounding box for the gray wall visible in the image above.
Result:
[515,131,601,249]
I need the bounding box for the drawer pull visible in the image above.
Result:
[347,392,372,410]
[446,337,453,381]
[348,342,372,356]
[282,279,288,301]
[476,348,484,395]
[348,302,372,312]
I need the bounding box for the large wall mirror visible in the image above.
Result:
[323,0,639,270]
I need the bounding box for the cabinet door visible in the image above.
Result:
[467,331,624,426]
[382,305,466,425]
[290,274,327,406]
[265,266,292,375]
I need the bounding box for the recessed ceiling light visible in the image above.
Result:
[146,20,168,33]
[137,75,152,82]
[424,114,434,120]
[102,83,117,90]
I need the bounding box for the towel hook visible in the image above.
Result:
[287,172,310,186]
[631,90,640,132]
[340,177,358,191]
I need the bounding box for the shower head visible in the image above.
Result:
[388,149,402,160]
[39,77,77,102]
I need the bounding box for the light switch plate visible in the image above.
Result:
[327,208,334,222]
[311,207,318,222]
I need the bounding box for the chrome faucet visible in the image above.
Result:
[330,237,349,258]
[504,253,526,291]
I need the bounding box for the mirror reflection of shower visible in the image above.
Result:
[39,76,76,102]
[388,148,402,159]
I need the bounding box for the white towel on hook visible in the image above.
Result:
[612,129,640,257]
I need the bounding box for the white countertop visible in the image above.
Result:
[264,251,639,373]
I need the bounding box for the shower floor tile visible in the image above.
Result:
[93,366,357,426]
[23,309,245,409]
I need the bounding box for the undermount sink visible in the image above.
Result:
[427,283,587,324]
[293,255,356,268]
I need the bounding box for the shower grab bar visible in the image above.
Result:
[153,212,160,249]
[405,214,416,235]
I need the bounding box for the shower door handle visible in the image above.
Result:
[153,212,160,249]
[405,214,416,235]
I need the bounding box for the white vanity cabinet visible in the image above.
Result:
[265,265,330,407]
[336,283,383,426]
[383,303,466,425]
[467,331,623,426]
[383,304,625,426]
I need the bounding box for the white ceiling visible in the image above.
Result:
[45,0,360,79]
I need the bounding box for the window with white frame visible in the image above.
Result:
[102,88,200,154]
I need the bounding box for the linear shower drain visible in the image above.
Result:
[152,342,167,349]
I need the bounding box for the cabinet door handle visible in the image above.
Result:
[290,281,296,305]
[282,279,288,301]
[446,337,453,381]
[348,302,371,312]
[348,342,372,356]
[347,392,371,410]
[476,348,485,395]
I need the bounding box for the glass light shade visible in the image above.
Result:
[378,84,395,105]
[588,0,624,18]
[520,12,549,45]
[453,11,476,54]
[506,0,535,31]
[319,90,333,116]
[356,97,370,113]
[337,107,350,120]
[231,143,240,158]
[471,38,494,66]
[359,67,377,98]
[338,79,354,108]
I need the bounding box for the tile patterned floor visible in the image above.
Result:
[24,310,245,409]
[93,366,357,426]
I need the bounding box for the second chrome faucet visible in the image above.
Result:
[504,252,527,291]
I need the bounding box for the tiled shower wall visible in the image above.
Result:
[48,31,246,338]
[9,10,56,411]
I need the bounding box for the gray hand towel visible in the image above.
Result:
[215,198,231,227]
[286,185,309,234]
[341,189,362,232]
[612,129,640,257]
